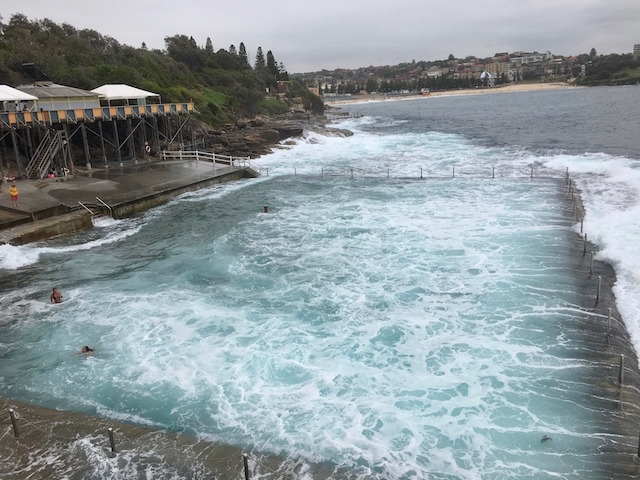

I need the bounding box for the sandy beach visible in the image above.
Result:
[324,82,575,105]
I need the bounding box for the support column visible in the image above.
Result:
[113,120,122,164]
[25,128,34,167]
[153,116,160,153]
[81,123,92,169]
[166,116,172,150]
[178,115,184,149]
[10,129,24,178]
[98,120,107,165]
[141,119,150,161]
[127,118,136,163]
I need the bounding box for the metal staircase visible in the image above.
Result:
[25,130,65,179]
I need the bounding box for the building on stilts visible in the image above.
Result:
[0,81,195,181]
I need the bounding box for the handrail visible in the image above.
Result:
[95,196,113,217]
[77,201,94,215]
[160,150,258,174]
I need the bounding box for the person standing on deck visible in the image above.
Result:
[8,184,18,207]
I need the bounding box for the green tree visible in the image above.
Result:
[590,48,597,57]
[365,78,378,93]
[205,37,213,57]
[448,54,455,61]
[254,47,265,69]
[266,50,278,76]
[238,42,248,64]
[229,44,237,55]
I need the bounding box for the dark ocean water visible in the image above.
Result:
[344,86,640,159]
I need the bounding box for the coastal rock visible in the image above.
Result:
[194,113,349,159]
[258,129,281,142]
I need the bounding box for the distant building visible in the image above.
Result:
[485,62,511,79]
[634,44,640,60]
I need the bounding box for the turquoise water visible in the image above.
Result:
[2,87,640,479]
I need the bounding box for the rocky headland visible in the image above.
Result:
[191,112,353,159]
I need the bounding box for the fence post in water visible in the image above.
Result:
[9,409,19,437]
[596,275,602,305]
[590,251,594,276]
[531,166,533,180]
[607,308,612,344]
[321,168,324,178]
[243,453,250,480]
[619,355,625,384]
[492,167,495,179]
[583,234,587,257]
[387,168,389,179]
[580,217,583,234]
[565,167,569,185]
[452,167,455,178]
[420,168,423,179]
[108,427,116,453]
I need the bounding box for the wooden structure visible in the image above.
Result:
[0,82,196,180]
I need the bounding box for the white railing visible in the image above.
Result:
[160,150,259,175]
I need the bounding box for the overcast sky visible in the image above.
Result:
[3,0,640,73]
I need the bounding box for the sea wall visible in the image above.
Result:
[0,211,93,246]
[110,169,251,219]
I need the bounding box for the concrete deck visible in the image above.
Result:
[0,159,252,245]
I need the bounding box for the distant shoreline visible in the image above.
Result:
[323,82,576,105]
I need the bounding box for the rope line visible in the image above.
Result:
[10,411,79,442]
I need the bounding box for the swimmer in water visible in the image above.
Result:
[80,346,94,355]
[50,288,63,304]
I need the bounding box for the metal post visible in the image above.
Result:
[9,409,20,437]
[452,167,455,178]
[98,120,107,165]
[492,167,495,178]
[583,234,587,257]
[565,167,569,184]
[420,168,423,179]
[113,120,122,165]
[580,217,583,234]
[589,251,594,276]
[607,308,612,343]
[108,427,116,453]
[10,129,24,178]
[243,453,250,480]
[127,118,136,163]
[81,123,91,169]
[351,168,353,178]
[619,354,625,384]
[596,275,601,305]
[530,166,533,179]
[387,168,389,179]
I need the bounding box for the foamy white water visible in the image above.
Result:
[1,88,639,479]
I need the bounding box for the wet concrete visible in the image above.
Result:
[0,159,253,244]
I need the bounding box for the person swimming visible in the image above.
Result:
[50,288,63,304]
[80,346,94,355]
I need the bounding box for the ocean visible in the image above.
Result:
[1,85,640,479]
